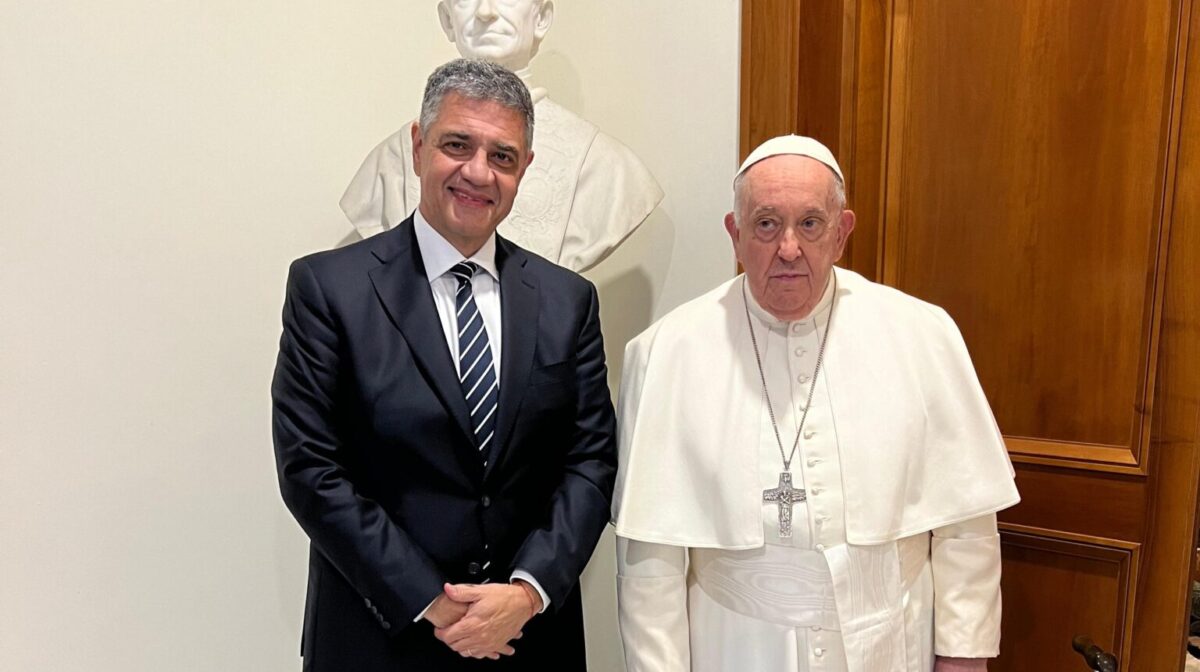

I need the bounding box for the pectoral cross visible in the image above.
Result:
[763,472,806,538]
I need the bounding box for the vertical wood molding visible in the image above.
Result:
[739,0,801,161]
[843,0,888,280]
[739,0,848,155]
[1130,2,1200,669]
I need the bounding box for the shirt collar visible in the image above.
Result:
[412,208,500,283]
[743,267,837,328]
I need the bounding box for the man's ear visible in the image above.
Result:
[411,121,424,177]
[834,209,856,260]
[437,2,455,43]
[534,1,555,41]
[724,211,740,247]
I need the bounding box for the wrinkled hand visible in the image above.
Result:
[934,657,988,672]
[423,593,468,629]
[434,583,532,659]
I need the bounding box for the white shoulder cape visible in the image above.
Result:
[612,270,1020,547]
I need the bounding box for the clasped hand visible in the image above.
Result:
[429,582,536,659]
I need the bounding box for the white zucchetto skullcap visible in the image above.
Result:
[735,135,844,184]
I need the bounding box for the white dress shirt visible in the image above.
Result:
[414,208,503,381]
[411,209,549,618]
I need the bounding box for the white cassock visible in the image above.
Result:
[612,269,1021,672]
[339,89,663,273]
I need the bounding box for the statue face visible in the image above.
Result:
[438,0,553,71]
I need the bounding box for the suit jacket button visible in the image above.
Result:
[481,495,491,508]
[467,562,482,576]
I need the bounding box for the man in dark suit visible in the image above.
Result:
[271,58,617,671]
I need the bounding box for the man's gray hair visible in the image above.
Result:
[419,58,535,150]
[732,164,847,218]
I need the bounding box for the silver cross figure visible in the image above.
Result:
[763,472,806,538]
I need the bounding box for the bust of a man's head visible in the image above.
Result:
[437,0,555,72]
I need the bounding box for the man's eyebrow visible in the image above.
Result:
[439,131,472,143]
[492,141,519,154]
[747,204,829,220]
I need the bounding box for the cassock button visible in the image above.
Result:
[811,625,821,632]
[798,374,809,383]
[815,544,826,552]
[794,347,806,357]
[814,647,825,657]
[481,495,491,508]
[804,429,816,439]
[467,562,482,576]
[807,458,820,467]
[792,324,803,334]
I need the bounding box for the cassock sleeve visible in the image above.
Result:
[616,536,691,672]
[930,513,1002,658]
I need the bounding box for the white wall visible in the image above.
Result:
[0,2,738,670]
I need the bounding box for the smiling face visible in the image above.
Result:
[437,0,553,71]
[724,154,855,321]
[412,92,533,256]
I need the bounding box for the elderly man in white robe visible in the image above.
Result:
[612,135,1020,672]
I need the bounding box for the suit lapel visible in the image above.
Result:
[367,219,479,460]
[486,236,538,477]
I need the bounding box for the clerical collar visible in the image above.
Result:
[512,68,548,105]
[743,269,837,329]
[412,208,499,284]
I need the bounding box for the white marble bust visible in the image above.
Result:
[340,0,664,272]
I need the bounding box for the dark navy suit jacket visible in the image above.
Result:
[271,217,617,671]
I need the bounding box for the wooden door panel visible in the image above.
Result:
[1003,467,1147,542]
[999,526,1139,671]
[883,0,1179,467]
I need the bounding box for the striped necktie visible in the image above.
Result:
[450,261,499,454]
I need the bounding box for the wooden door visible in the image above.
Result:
[741,1,1200,670]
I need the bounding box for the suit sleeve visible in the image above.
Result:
[931,513,1003,657]
[510,282,618,607]
[271,258,443,633]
